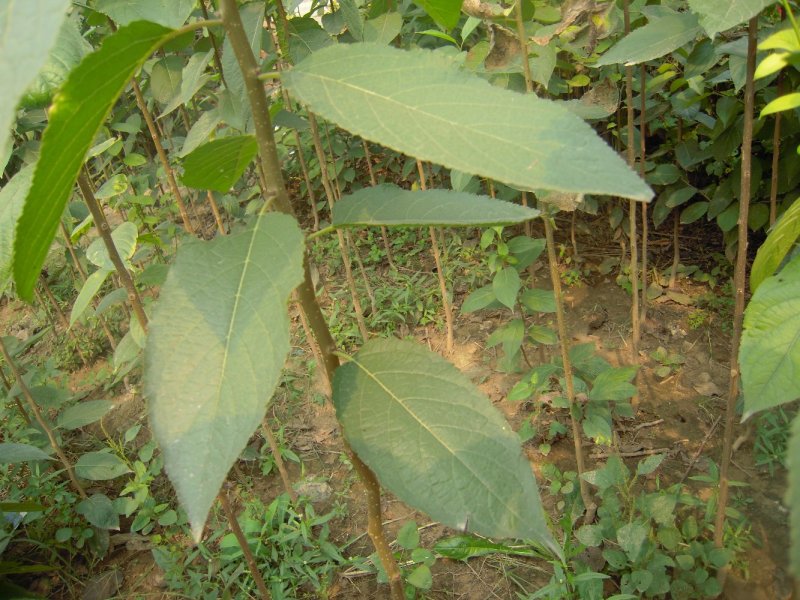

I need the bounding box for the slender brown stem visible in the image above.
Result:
[348,441,404,599]
[60,222,87,280]
[417,160,454,354]
[0,337,87,499]
[78,172,149,332]
[348,232,378,315]
[362,140,397,269]
[769,73,784,226]
[35,284,89,366]
[514,2,589,507]
[60,223,118,350]
[624,0,640,406]
[206,190,227,235]
[639,63,648,323]
[131,79,195,234]
[715,17,758,549]
[297,133,320,230]
[220,3,403,592]
[669,211,680,289]
[201,0,228,88]
[0,366,31,425]
[544,217,592,510]
[307,114,369,341]
[261,422,297,503]
[219,486,271,599]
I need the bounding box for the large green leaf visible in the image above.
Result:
[688,0,777,38]
[363,13,403,45]
[332,184,540,227]
[75,450,131,480]
[86,222,139,271]
[57,400,114,430]
[76,493,119,530]
[0,443,52,464]
[333,338,560,555]
[751,197,800,292]
[0,164,35,295]
[161,50,213,118]
[0,0,70,154]
[283,44,651,201]
[145,212,304,541]
[150,55,183,105]
[493,267,521,309]
[181,136,258,192]
[94,0,196,29]
[596,13,701,66]
[740,254,800,415]
[12,21,176,301]
[789,415,800,576]
[412,0,463,29]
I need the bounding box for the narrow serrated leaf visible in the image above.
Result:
[0,165,35,295]
[332,184,539,227]
[283,44,651,201]
[13,21,176,301]
[145,212,304,541]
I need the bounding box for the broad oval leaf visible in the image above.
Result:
[740,253,800,415]
[181,136,259,192]
[461,284,499,313]
[520,288,556,313]
[57,400,114,430]
[751,197,800,292]
[688,0,777,39]
[75,450,131,480]
[332,184,540,227]
[283,44,651,202]
[76,493,119,530]
[595,13,701,66]
[493,267,521,309]
[333,338,560,555]
[0,0,70,157]
[0,443,52,464]
[86,222,139,271]
[412,0,463,29]
[145,212,304,541]
[95,0,196,29]
[13,20,177,301]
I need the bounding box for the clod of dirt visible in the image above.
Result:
[295,478,333,504]
[692,372,721,396]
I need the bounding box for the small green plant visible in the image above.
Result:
[687,309,709,330]
[153,493,348,599]
[753,407,793,475]
[370,521,437,598]
[650,346,686,378]
[570,455,745,599]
